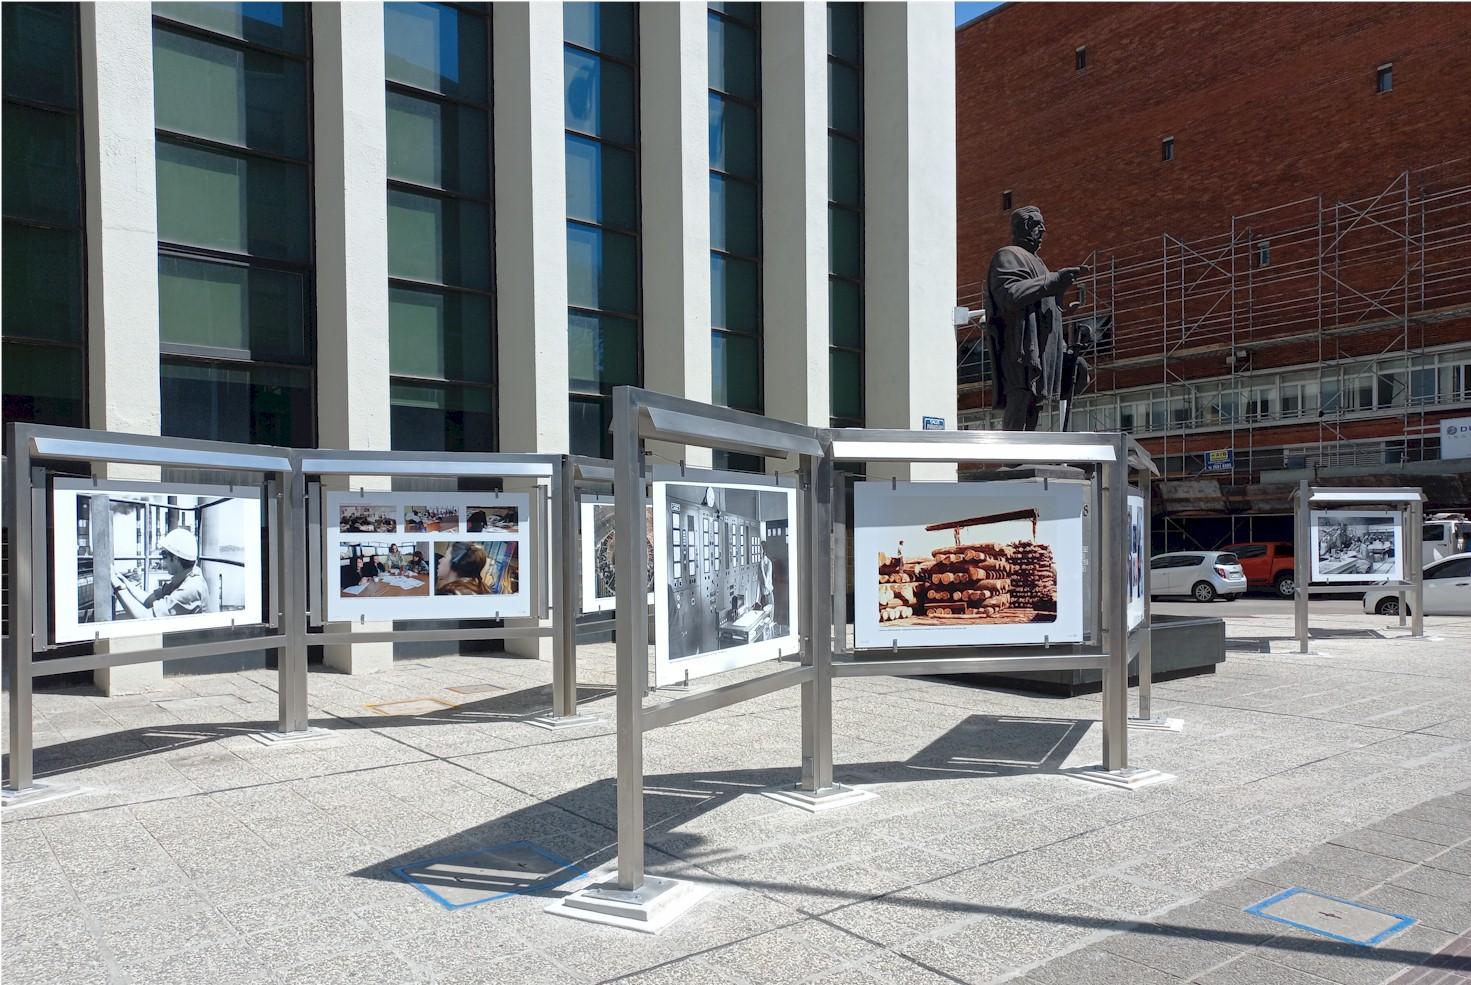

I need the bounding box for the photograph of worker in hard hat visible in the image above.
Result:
[65,489,258,631]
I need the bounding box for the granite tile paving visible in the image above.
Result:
[3,609,1470,983]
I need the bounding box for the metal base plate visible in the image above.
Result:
[248,726,336,746]
[1070,766,1177,790]
[1129,715,1184,733]
[526,713,604,731]
[545,867,710,934]
[1,780,87,810]
[760,783,877,813]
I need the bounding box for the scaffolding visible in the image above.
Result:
[958,160,1471,478]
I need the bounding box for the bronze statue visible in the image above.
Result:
[985,207,1090,431]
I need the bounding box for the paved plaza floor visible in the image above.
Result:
[4,609,1470,984]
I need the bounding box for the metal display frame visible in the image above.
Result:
[1292,483,1426,653]
[4,424,303,805]
[1125,442,1181,731]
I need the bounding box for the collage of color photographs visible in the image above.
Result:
[326,492,530,622]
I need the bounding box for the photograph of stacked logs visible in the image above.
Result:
[876,508,1057,626]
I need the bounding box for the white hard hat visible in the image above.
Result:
[159,528,198,563]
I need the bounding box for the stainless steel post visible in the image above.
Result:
[612,389,646,890]
[1138,468,1154,720]
[1295,480,1310,653]
[279,459,309,733]
[1101,443,1129,771]
[551,456,579,718]
[799,447,834,793]
[4,430,35,792]
[1410,498,1424,637]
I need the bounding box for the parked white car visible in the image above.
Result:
[1150,551,1247,602]
[1362,553,1471,616]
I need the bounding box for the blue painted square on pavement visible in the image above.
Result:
[393,840,589,910]
[1245,887,1415,947]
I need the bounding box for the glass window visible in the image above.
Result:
[3,223,83,343]
[3,102,80,226]
[829,206,862,280]
[2,340,84,426]
[154,2,307,53]
[710,174,759,256]
[829,133,861,208]
[711,253,759,335]
[158,255,307,362]
[564,47,635,145]
[569,396,609,458]
[830,279,862,348]
[708,13,758,100]
[712,331,760,412]
[152,26,309,157]
[564,2,635,60]
[387,188,492,290]
[568,310,638,393]
[156,139,310,262]
[3,2,78,106]
[566,223,638,315]
[827,2,861,63]
[386,90,489,197]
[565,134,637,231]
[830,349,862,421]
[1430,557,1471,579]
[827,61,861,133]
[384,2,487,99]
[388,285,494,384]
[708,93,758,179]
[389,380,495,452]
[160,358,313,446]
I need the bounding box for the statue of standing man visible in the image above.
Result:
[985,207,1090,431]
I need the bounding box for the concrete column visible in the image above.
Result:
[641,1,713,466]
[495,3,568,658]
[761,1,828,430]
[494,1,569,456]
[313,2,394,674]
[864,2,958,481]
[80,2,164,694]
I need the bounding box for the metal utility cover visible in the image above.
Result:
[1246,887,1415,946]
[394,841,587,910]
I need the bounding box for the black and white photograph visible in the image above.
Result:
[1128,493,1146,629]
[1311,510,1404,583]
[853,480,1085,649]
[326,491,532,622]
[579,497,654,613]
[652,476,799,686]
[52,481,264,643]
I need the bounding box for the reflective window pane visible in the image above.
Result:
[711,253,758,335]
[829,278,862,348]
[568,310,638,393]
[828,60,861,134]
[2,341,83,426]
[3,223,83,343]
[707,14,757,100]
[3,2,78,107]
[710,174,758,257]
[384,2,487,99]
[153,27,308,157]
[158,255,307,362]
[564,47,635,144]
[387,188,492,290]
[3,103,80,225]
[829,133,860,208]
[566,223,637,315]
[390,380,495,451]
[829,204,861,279]
[156,139,310,261]
[709,94,757,178]
[564,1,635,59]
[161,359,313,446]
[711,330,760,411]
[827,3,862,64]
[565,134,637,231]
[389,284,494,383]
[152,2,307,54]
[569,395,608,458]
[830,348,862,420]
[386,90,489,197]
[709,3,759,27]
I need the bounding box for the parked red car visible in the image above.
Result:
[1223,541,1296,598]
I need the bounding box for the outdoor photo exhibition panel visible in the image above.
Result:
[1127,490,1147,631]
[326,490,532,622]
[580,494,655,614]
[5,423,301,800]
[1310,509,1404,584]
[52,478,265,644]
[651,470,800,687]
[855,479,1085,650]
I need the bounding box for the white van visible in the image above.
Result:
[1422,513,1471,565]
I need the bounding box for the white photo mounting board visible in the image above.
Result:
[853,479,1086,650]
[651,470,800,687]
[1127,492,1147,630]
[579,496,655,614]
[326,491,532,622]
[1310,509,1404,584]
[52,479,265,644]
